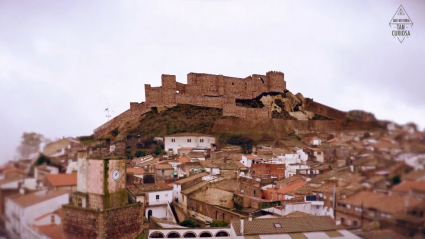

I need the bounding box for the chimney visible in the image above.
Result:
[240,219,244,235]
[248,213,252,221]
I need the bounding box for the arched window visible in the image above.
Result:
[183,232,196,238]
[150,232,165,238]
[199,232,212,237]
[216,231,229,237]
[167,232,181,238]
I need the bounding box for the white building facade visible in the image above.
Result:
[5,190,69,239]
[164,133,215,155]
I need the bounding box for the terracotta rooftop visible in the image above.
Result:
[34,224,63,239]
[339,191,422,215]
[308,168,351,184]
[363,229,408,239]
[177,157,190,163]
[277,181,306,195]
[199,160,218,168]
[231,216,339,236]
[286,183,314,196]
[276,174,304,187]
[34,209,62,221]
[403,170,425,181]
[134,181,172,192]
[216,161,240,170]
[366,175,385,184]
[282,211,314,218]
[153,163,174,170]
[243,154,262,159]
[45,173,77,187]
[174,172,209,185]
[10,190,68,208]
[392,180,425,193]
[127,186,145,196]
[233,160,247,169]
[181,180,209,195]
[127,167,145,175]
[165,132,214,137]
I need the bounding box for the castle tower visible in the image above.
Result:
[62,151,144,239]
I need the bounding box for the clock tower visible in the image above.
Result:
[73,152,127,210]
[63,150,143,239]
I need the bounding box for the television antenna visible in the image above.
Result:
[104,105,114,121]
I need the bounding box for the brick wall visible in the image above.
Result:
[62,203,143,239]
[186,198,246,222]
[251,164,286,179]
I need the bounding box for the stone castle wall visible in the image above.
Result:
[212,118,378,136]
[62,203,143,239]
[93,102,151,139]
[145,71,286,107]
[305,98,347,121]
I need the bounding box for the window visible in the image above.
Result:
[346,204,351,209]
[171,139,175,142]
[353,220,358,226]
[274,223,282,228]
[156,195,159,200]
[51,215,55,223]
[165,194,168,197]
[187,139,191,143]
[341,217,345,223]
[200,139,204,143]
[316,205,320,209]
[317,152,321,155]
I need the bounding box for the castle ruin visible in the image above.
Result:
[93,71,347,139]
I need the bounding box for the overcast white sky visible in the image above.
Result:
[0,0,424,163]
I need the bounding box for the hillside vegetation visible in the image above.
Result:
[126,104,223,137]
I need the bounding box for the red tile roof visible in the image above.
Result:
[177,157,191,163]
[277,181,306,195]
[10,190,68,208]
[392,180,425,193]
[127,167,145,175]
[34,224,62,239]
[45,173,77,187]
[340,191,422,214]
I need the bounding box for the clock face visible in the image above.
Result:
[112,169,120,181]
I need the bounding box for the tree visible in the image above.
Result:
[179,219,198,228]
[154,145,163,155]
[134,150,148,157]
[125,149,133,159]
[210,219,229,227]
[16,132,44,159]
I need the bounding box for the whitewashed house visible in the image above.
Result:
[5,189,69,239]
[164,133,215,155]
